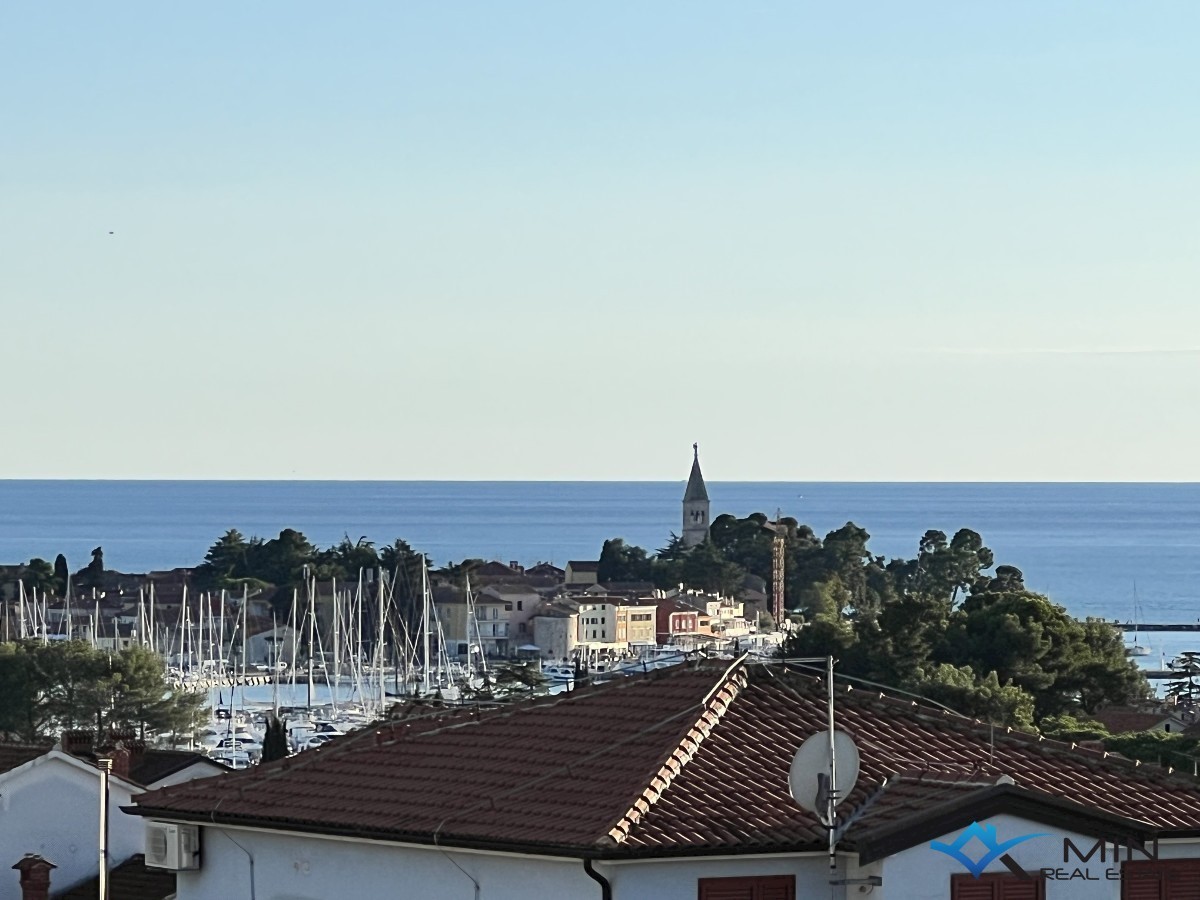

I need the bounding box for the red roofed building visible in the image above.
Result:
[655,597,700,645]
[130,661,1200,900]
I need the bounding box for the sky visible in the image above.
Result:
[2,3,1198,481]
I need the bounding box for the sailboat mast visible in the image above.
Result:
[307,572,316,708]
[422,563,431,695]
[377,569,387,711]
[332,575,340,704]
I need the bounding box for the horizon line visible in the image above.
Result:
[2,477,1199,486]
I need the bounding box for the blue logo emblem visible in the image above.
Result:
[930,821,1048,878]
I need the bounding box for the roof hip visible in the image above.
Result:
[606,658,750,846]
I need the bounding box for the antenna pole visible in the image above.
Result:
[827,654,837,873]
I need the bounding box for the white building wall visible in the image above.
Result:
[883,813,1200,900]
[606,853,837,900]
[533,616,577,661]
[173,827,593,900]
[156,812,1200,900]
[0,756,141,894]
[169,826,855,900]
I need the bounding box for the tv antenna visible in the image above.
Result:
[785,656,859,874]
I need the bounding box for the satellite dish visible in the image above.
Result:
[787,730,860,825]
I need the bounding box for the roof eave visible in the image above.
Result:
[125,803,828,861]
[853,783,1160,865]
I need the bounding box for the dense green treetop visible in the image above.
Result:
[0,641,203,743]
[590,516,1148,729]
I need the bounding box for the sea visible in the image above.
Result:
[2,480,1199,667]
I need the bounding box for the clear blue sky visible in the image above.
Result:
[3,3,1197,480]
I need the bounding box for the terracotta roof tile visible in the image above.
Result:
[130,663,1200,857]
[1092,708,1179,734]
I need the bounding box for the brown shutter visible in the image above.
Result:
[952,874,1000,900]
[697,875,796,900]
[755,876,796,900]
[998,877,1045,900]
[952,873,1045,900]
[1123,860,1200,900]
[698,878,755,900]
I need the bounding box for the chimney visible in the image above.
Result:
[107,746,131,781]
[12,855,55,900]
[106,730,144,779]
[61,730,94,758]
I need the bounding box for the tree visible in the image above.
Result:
[255,529,317,587]
[680,539,746,597]
[77,546,105,588]
[197,529,250,590]
[775,523,1147,727]
[21,558,57,596]
[262,715,289,762]
[597,539,652,583]
[53,554,69,595]
[913,664,1036,729]
[0,641,201,743]
[324,535,379,579]
[106,644,205,740]
[0,642,37,740]
[1040,714,1109,742]
[947,588,1144,719]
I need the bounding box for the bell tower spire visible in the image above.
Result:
[682,443,710,548]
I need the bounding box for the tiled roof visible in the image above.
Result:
[56,854,175,900]
[1091,708,1179,734]
[130,663,1200,858]
[130,749,223,786]
[0,744,52,775]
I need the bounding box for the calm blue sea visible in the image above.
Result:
[1,482,1198,644]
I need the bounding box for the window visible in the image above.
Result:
[951,873,1045,900]
[1122,859,1200,900]
[517,601,523,611]
[697,875,794,900]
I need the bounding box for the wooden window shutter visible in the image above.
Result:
[951,875,999,900]
[951,873,1045,900]
[998,877,1045,900]
[697,875,796,900]
[757,876,797,900]
[1123,859,1200,900]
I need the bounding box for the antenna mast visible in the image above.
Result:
[772,509,786,626]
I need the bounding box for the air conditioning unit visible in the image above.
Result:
[145,822,201,871]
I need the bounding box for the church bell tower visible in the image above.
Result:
[682,443,710,548]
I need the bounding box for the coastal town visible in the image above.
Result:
[2,452,1200,899]
[0,451,781,697]
[6,2,1195,897]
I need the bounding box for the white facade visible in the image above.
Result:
[166,826,844,900]
[533,615,577,660]
[0,751,143,894]
[159,812,1200,900]
[577,602,622,648]
[174,827,591,900]
[884,812,1200,900]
